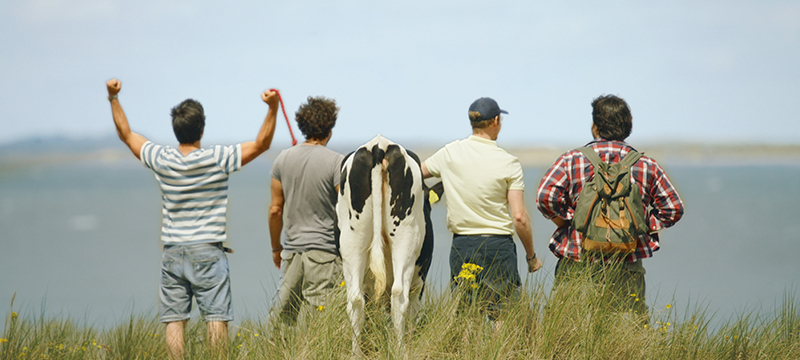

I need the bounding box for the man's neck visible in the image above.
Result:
[178,141,201,156]
[472,130,496,141]
[304,139,328,147]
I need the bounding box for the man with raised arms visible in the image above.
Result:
[106,78,279,359]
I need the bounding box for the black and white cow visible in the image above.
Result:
[337,135,434,352]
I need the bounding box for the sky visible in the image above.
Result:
[1,0,799,149]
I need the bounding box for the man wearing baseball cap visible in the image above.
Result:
[421,97,542,322]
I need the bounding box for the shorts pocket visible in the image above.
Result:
[281,250,295,261]
[306,250,339,265]
[192,251,227,286]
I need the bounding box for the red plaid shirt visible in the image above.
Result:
[536,140,684,262]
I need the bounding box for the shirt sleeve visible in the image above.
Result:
[646,163,685,232]
[332,153,344,187]
[271,150,285,182]
[424,147,446,178]
[216,144,242,175]
[139,141,159,170]
[507,157,525,191]
[536,153,572,220]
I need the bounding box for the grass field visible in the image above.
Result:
[3,266,799,360]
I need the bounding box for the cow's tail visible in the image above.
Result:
[368,138,389,298]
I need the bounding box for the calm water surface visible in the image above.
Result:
[1,157,798,328]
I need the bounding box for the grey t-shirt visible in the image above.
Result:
[271,144,344,254]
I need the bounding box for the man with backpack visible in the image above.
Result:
[536,94,684,314]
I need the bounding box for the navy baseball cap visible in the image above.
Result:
[468,97,508,121]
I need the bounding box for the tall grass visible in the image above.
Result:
[3,271,800,359]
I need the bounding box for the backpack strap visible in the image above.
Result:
[618,149,642,168]
[578,147,603,169]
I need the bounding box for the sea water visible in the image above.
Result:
[1,157,799,328]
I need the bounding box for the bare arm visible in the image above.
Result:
[106,79,147,159]
[508,189,542,273]
[241,90,280,166]
[421,162,433,179]
[551,216,568,228]
[268,177,285,269]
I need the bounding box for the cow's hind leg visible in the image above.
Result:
[342,245,368,355]
[389,232,422,346]
[406,267,425,328]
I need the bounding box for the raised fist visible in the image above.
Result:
[106,79,121,96]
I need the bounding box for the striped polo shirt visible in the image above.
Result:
[140,141,242,245]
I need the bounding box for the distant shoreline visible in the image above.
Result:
[3,143,800,170]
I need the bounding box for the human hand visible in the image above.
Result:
[106,79,121,96]
[527,254,542,273]
[262,90,279,108]
[273,249,282,270]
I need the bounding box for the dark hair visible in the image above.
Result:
[170,99,205,144]
[591,95,632,141]
[295,96,338,140]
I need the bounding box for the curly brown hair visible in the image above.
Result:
[295,96,338,140]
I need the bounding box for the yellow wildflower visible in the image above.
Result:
[339,281,346,287]
[666,304,672,309]
[456,269,476,281]
[316,305,325,312]
[630,293,636,297]
[11,312,17,318]
[470,283,479,289]
[0,338,8,343]
[254,333,259,337]
[461,263,483,273]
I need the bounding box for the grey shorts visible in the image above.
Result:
[275,249,342,323]
[159,242,233,323]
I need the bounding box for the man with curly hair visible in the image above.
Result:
[269,96,344,323]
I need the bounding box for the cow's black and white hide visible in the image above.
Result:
[337,135,434,352]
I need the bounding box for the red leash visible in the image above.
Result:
[269,88,297,146]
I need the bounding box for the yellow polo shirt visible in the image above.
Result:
[424,135,525,236]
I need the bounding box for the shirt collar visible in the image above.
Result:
[468,135,497,147]
[586,138,637,152]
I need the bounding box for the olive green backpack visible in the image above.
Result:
[573,147,649,254]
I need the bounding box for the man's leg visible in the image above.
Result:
[275,251,304,324]
[300,250,343,310]
[206,321,228,356]
[166,320,187,360]
[160,245,192,360]
[187,243,234,353]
